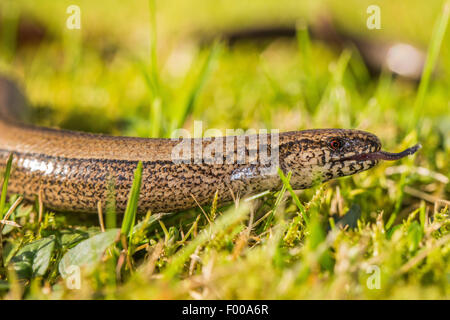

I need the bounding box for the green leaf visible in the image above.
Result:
[335,203,361,229]
[59,228,94,249]
[10,236,56,279]
[2,240,20,266]
[59,229,119,278]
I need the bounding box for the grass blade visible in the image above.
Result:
[296,20,311,75]
[147,0,163,138]
[121,161,143,238]
[263,171,291,231]
[171,42,220,132]
[277,167,309,226]
[0,153,13,220]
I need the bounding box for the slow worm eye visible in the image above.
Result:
[329,139,342,151]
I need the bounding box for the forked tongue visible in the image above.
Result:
[368,144,422,161]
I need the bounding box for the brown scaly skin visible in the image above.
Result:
[0,77,419,213]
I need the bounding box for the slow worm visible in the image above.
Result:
[0,77,420,213]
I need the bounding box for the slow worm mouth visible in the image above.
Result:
[342,144,422,162]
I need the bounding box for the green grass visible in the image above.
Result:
[413,1,450,128]
[121,161,143,239]
[0,0,449,299]
[0,153,13,221]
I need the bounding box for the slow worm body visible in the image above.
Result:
[0,77,420,213]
